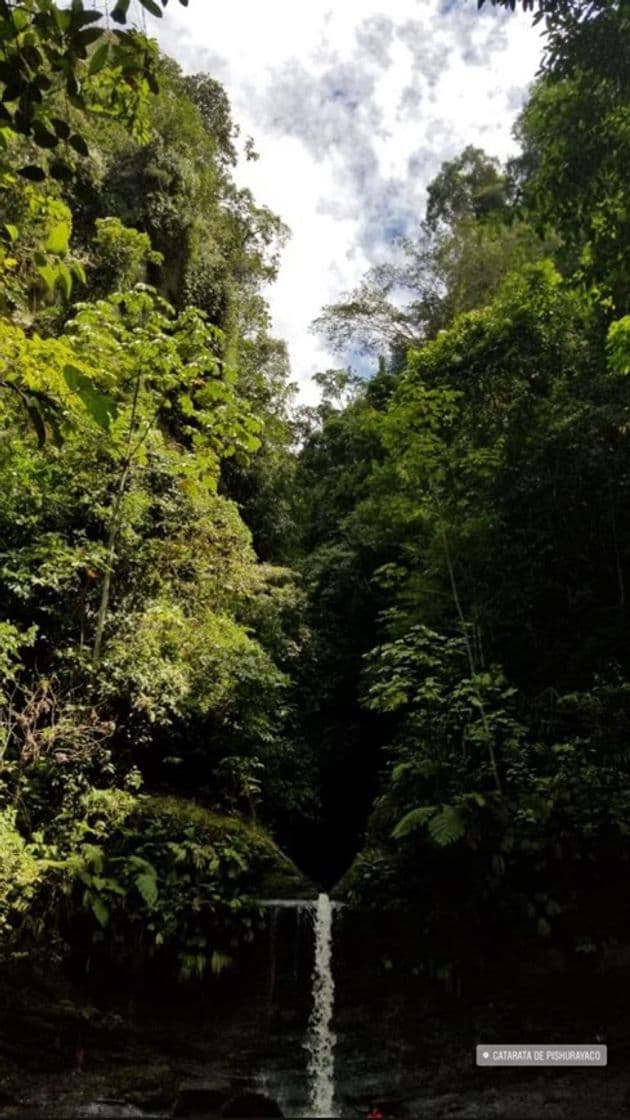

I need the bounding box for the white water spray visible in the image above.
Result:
[306,893,336,1118]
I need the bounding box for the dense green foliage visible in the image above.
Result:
[0,6,307,980]
[303,0,630,950]
[1,793,305,980]
[1,0,629,984]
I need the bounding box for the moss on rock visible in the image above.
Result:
[332,845,403,906]
[128,795,313,899]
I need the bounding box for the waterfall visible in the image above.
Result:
[256,894,339,1117]
[306,893,336,1118]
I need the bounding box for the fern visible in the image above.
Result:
[392,803,466,846]
[428,806,466,846]
[134,869,158,908]
[391,805,437,840]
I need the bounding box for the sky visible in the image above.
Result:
[148,0,544,403]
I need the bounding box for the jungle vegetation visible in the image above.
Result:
[0,0,629,982]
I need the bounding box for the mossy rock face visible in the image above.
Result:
[332,796,411,906]
[128,796,314,900]
[255,863,316,901]
[332,846,403,906]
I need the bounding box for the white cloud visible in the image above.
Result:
[150,0,543,402]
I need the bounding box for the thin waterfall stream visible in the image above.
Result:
[258,894,338,1117]
[306,893,336,1118]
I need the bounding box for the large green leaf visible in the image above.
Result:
[135,869,158,908]
[69,133,89,157]
[138,0,163,15]
[111,0,131,22]
[90,896,109,928]
[428,806,466,847]
[392,804,466,846]
[36,263,57,291]
[88,42,110,76]
[18,165,46,182]
[57,262,73,301]
[63,364,117,430]
[391,805,438,840]
[210,950,232,975]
